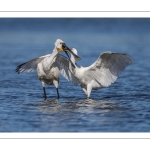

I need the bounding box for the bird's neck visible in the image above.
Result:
[47,49,58,67]
[52,49,58,58]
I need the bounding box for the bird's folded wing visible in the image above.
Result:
[56,54,79,86]
[84,52,134,87]
[16,54,51,73]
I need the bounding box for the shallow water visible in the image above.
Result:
[0,18,150,132]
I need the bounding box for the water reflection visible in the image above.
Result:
[33,99,61,113]
[36,98,122,115]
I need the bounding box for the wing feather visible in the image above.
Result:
[16,54,51,73]
[84,51,134,87]
[55,54,79,86]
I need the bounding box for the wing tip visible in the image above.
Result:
[109,52,135,64]
[15,65,22,74]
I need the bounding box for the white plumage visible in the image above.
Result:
[56,48,134,99]
[16,39,80,100]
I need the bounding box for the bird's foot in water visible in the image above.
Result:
[43,95,47,100]
[84,97,92,101]
[57,95,60,100]
[83,97,90,102]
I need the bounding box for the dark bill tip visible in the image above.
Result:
[62,43,81,61]
[65,49,81,61]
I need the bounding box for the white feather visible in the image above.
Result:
[56,48,134,98]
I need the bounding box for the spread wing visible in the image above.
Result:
[16,54,51,73]
[84,51,134,87]
[55,54,79,86]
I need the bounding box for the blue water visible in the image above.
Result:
[0,18,150,132]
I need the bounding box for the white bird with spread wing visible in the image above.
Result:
[56,48,134,99]
[16,39,80,100]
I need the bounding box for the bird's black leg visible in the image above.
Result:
[56,88,60,99]
[43,87,47,100]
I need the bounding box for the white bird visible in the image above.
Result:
[56,48,134,99]
[16,39,80,100]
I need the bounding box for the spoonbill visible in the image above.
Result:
[56,48,134,99]
[16,39,80,100]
